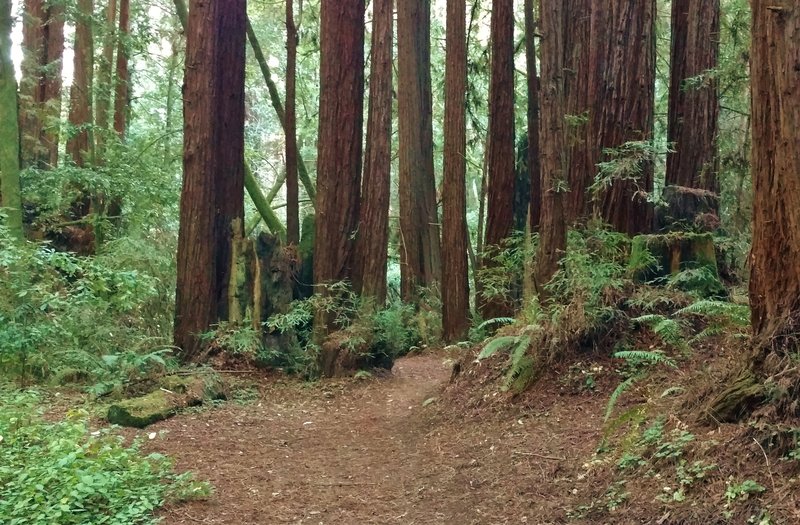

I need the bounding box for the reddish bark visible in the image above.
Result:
[524,0,541,231]
[442,0,470,342]
[174,0,247,360]
[666,0,720,193]
[96,0,117,158]
[19,0,64,168]
[353,0,393,306]
[313,0,365,314]
[66,0,94,167]
[398,0,441,302]
[589,0,655,235]
[479,0,515,318]
[564,0,592,223]
[535,0,567,293]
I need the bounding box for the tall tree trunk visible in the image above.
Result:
[66,0,94,167]
[589,0,655,235]
[666,0,720,193]
[113,0,130,138]
[0,0,23,238]
[353,0,393,307]
[442,0,470,342]
[524,0,541,231]
[710,0,800,422]
[95,0,117,158]
[479,0,515,318]
[535,0,567,294]
[564,0,592,223]
[398,0,441,302]
[174,0,247,360]
[313,0,365,341]
[285,0,300,245]
[19,0,64,168]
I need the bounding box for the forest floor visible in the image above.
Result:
[139,353,608,525]
[134,347,800,525]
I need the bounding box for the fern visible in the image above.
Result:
[477,336,520,360]
[676,299,749,325]
[613,350,677,369]
[605,375,640,421]
[476,317,515,331]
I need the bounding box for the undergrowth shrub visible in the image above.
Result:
[0,222,177,388]
[0,391,210,525]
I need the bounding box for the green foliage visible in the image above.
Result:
[0,223,176,387]
[476,330,536,393]
[590,140,670,203]
[725,479,766,503]
[605,350,677,421]
[676,299,750,339]
[0,391,210,525]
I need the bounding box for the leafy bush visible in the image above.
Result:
[0,392,209,525]
[0,222,176,387]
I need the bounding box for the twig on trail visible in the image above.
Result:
[178,511,206,523]
[752,438,776,492]
[512,451,566,461]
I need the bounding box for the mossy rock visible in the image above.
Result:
[630,233,725,297]
[107,373,227,428]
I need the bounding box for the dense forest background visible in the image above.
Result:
[1,0,800,523]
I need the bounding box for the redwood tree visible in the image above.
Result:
[666,0,720,193]
[313,0,365,307]
[285,0,299,245]
[95,0,117,158]
[564,0,592,223]
[480,0,515,318]
[174,0,247,359]
[535,0,567,292]
[524,0,541,231]
[398,0,441,302]
[66,0,94,167]
[442,0,470,342]
[19,0,64,168]
[710,0,800,422]
[589,0,655,235]
[353,0,393,306]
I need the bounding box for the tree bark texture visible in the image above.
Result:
[95,0,117,158]
[398,0,442,302]
[589,0,655,235]
[564,0,592,223]
[353,0,393,306]
[19,0,64,168]
[666,0,720,193]
[524,0,541,231]
[286,0,300,245]
[535,0,567,293]
[0,0,22,238]
[480,0,515,318]
[442,0,470,342]
[313,0,365,305]
[709,0,800,423]
[113,0,130,137]
[749,1,800,342]
[66,0,94,167]
[174,0,247,360]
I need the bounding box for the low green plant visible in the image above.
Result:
[0,392,210,525]
[724,479,766,503]
[476,328,537,393]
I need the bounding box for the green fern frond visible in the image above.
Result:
[476,317,515,331]
[477,336,519,360]
[676,300,750,326]
[613,350,677,368]
[605,375,640,421]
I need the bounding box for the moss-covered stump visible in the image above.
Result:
[107,374,226,428]
[630,233,725,297]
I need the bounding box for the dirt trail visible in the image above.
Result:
[143,355,605,524]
